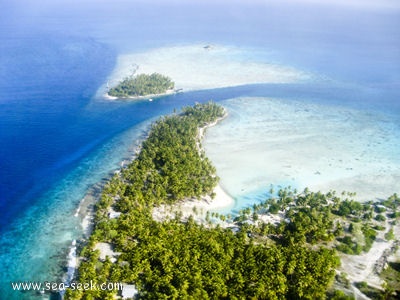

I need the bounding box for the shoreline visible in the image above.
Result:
[152,183,234,224]
[66,45,399,299]
[95,44,310,100]
[75,138,147,237]
[67,105,233,284]
[203,97,400,202]
[76,108,233,234]
[153,109,234,223]
[61,129,151,286]
[64,102,400,299]
[103,89,177,101]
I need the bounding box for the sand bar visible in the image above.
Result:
[96,44,311,99]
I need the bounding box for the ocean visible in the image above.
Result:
[0,1,399,299]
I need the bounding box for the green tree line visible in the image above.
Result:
[108,73,174,98]
[65,103,400,300]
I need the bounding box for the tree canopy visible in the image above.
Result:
[65,102,400,300]
[108,73,174,98]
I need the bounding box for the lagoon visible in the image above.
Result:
[0,1,399,299]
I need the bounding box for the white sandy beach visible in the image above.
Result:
[203,97,400,203]
[152,184,234,223]
[94,44,400,205]
[96,44,311,99]
[200,95,400,294]
[89,44,400,297]
[153,113,235,222]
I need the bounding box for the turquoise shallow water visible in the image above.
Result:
[0,1,399,299]
[204,95,400,212]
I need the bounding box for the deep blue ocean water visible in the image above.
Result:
[0,1,399,299]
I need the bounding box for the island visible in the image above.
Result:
[108,73,175,99]
[65,103,400,300]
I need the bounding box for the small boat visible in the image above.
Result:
[149,98,153,102]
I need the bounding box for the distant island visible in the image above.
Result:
[108,73,175,98]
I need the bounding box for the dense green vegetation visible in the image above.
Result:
[232,189,399,256]
[65,103,399,299]
[108,73,174,98]
[354,280,399,300]
[381,261,400,295]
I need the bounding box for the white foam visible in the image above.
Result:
[81,214,94,237]
[66,240,77,284]
[74,198,84,217]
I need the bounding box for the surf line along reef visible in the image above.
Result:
[65,102,399,299]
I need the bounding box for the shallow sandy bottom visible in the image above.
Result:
[203,97,400,206]
[96,44,310,98]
